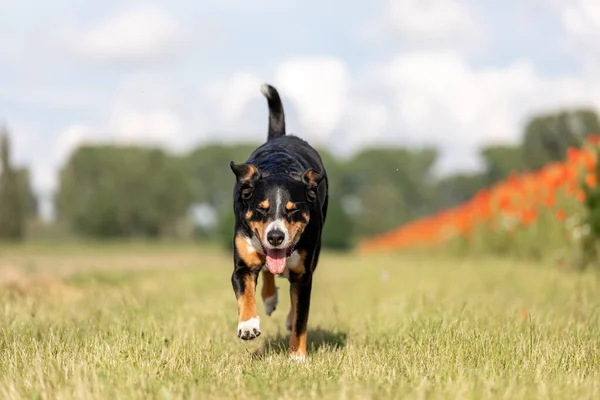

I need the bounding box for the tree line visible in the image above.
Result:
[1,107,599,250]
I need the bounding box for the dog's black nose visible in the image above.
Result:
[267,230,285,246]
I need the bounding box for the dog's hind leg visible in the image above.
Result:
[286,242,322,359]
[288,277,313,360]
[261,269,278,316]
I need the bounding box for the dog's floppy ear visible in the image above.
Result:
[301,168,324,202]
[230,161,261,200]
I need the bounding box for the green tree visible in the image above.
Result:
[522,109,600,170]
[320,195,354,250]
[433,172,488,210]
[16,168,38,219]
[187,143,259,210]
[57,145,193,238]
[346,147,439,237]
[479,144,527,184]
[0,127,25,240]
[216,204,236,251]
[314,148,354,250]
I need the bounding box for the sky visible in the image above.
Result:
[2,0,600,219]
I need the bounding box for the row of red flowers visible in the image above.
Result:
[358,135,600,253]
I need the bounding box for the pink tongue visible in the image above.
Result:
[266,249,287,274]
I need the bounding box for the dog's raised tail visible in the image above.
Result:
[260,83,286,140]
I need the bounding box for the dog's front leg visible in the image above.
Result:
[231,234,265,340]
[232,266,261,340]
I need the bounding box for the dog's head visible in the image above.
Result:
[230,161,323,274]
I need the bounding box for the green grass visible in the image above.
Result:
[1,243,600,399]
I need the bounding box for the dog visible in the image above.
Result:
[229,83,328,360]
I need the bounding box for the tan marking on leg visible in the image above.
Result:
[261,270,278,316]
[288,285,307,358]
[238,274,258,322]
[286,288,296,332]
[235,233,265,269]
[286,309,293,332]
[261,270,276,301]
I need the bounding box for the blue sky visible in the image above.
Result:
[2,0,600,218]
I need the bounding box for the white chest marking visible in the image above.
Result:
[245,236,264,255]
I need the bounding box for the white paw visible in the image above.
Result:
[237,316,261,340]
[288,354,307,362]
[264,287,279,316]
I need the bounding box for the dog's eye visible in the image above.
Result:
[286,209,300,218]
[255,207,268,216]
[241,188,253,200]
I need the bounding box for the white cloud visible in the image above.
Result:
[364,50,600,171]
[205,72,264,123]
[44,73,186,194]
[339,99,389,153]
[61,7,185,62]
[561,0,600,43]
[387,0,477,39]
[55,124,98,164]
[274,57,350,142]
[106,73,184,147]
[110,109,183,145]
[560,0,600,70]
[363,0,481,51]
[199,58,352,146]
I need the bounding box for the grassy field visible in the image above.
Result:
[1,243,599,399]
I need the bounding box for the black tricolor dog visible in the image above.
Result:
[229,83,328,359]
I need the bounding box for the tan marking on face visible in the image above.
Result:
[238,274,258,322]
[241,164,259,181]
[259,199,270,209]
[283,219,309,246]
[261,270,277,302]
[304,169,318,183]
[288,286,307,357]
[247,221,269,244]
[235,233,265,269]
[286,201,296,211]
[245,210,253,219]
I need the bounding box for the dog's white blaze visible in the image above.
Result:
[275,188,283,215]
[238,316,261,337]
[265,219,289,246]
